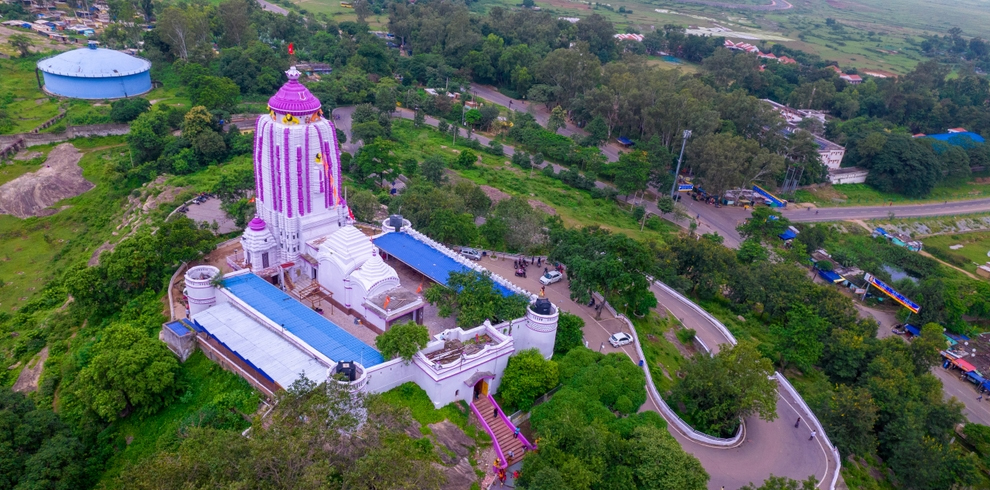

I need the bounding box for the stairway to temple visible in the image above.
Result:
[472,395,529,468]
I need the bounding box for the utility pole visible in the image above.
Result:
[670,129,692,199]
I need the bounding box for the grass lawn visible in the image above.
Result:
[375,382,487,443]
[795,180,990,207]
[96,351,261,488]
[389,120,677,241]
[921,231,990,273]
[631,312,687,394]
[0,56,63,135]
[0,137,130,312]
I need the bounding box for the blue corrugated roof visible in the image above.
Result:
[164,320,191,337]
[924,132,985,147]
[223,273,384,367]
[817,269,844,283]
[905,324,920,336]
[373,232,514,297]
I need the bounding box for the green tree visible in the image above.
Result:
[769,304,828,371]
[464,108,482,126]
[613,151,651,199]
[818,384,878,457]
[424,270,529,328]
[583,115,609,147]
[421,155,448,185]
[348,188,382,223]
[75,323,180,421]
[631,425,709,490]
[910,322,945,375]
[737,206,789,242]
[109,97,151,123]
[550,225,656,318]
[656,195,675,216]
[736,237,769,264]
[190,76,240,112]
[456,149,477,169]
[375,321,430,361]
[8,34,34,57]
[672,341,777,437]
[413,109,425,127]
[547,106,567,133]
[499,349,560,411]
[554,312,585,356]
[374,84,398,115]
[512,150,531,169]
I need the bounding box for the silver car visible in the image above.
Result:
[460,248,482,260]
[609,332,633,347]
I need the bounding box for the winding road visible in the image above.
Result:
[325,105,849,488]
[480,257,838,489]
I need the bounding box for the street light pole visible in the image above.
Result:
[670,129,692,199]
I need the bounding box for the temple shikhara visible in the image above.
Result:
[160,67,555,470]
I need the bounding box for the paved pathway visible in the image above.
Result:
[256,0,288,15]
[480,257,835,489]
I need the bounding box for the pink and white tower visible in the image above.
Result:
[252,66,349,264]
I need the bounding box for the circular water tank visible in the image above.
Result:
[37,43,152,99]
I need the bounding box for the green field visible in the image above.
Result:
[388,120,678,241]
[921,231,990,273]
[795,180,990,207]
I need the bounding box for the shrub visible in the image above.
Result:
[498,349,560,412]
[676,328,696,344]
[375,321,430,361]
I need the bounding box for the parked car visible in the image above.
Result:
[460,248,482,261]
[609,332,633,347]
[539,270,563,285]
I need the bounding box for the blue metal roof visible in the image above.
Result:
[817,269,844,283]
[373,232,514,297]
[37,46,151,77]
[223,273,384,367]
[904,324,920,336]
[779,229,797,240]
[164,320,191,337]
[924,132,985,147]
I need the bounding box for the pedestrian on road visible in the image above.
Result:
[513,427,520,438]
[810,430,817,440]
[584,339,589,348]
[543,267,548,275]
[493,407,498,419]
[600,342,605,352]
[815,210,819,214]
[794,417,801,428]
[979,394,984,402]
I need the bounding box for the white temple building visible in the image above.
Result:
[230,66,422,333]
[168,68,557,469]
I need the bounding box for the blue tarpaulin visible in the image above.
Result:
[617,137,634,146]
[373,232,515,297]
[904,324,920,336]
[817,269,845,283]
[779,229,797,240]
[968,372,986,384]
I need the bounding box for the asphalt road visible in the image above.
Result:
[482,257,836,489]
[854,303,990,427]
[256,0,288,15]
[783,198,990,223]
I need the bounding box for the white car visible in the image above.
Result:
[539,270,563,285]
[460,248,482,261]
[609,332,633,347]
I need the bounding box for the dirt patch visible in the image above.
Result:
[663,328,697,358]
[12,151,42,161]
[541,0,590,10]
[0,143,93,218]
[12,346,49,393]
[527,199,557,215]
[480,185,511,204]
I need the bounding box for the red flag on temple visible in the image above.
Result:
[288,42,295,55]
[383,296,391,308]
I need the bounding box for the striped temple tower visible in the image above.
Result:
[251,66,349,265]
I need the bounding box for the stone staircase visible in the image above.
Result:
[472,395,529,468]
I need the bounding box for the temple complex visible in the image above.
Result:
[163,69,557,467]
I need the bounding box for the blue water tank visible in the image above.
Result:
[37,42,152,99]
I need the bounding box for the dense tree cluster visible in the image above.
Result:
[519,348,708,490]
[117,380,446,489]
